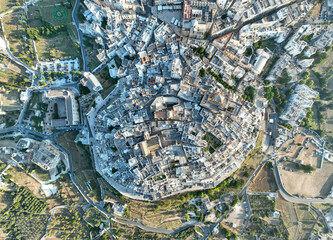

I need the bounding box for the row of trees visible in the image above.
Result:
[209,70,237,92]
[295,163,316,173]
[0,184,49,240]
[23,25,67,41]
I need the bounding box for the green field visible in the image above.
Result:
[37,0,73,26]
[2,12,36,67]
[2,1,80,64]
[0,90,21,111]
[308,48,333,147]
[36,31,80,61]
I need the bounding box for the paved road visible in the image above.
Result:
[72,0,89,72]
[0,20,35,73]
[40,205,68,240]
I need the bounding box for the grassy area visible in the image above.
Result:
[0,69,27,88]
[10,168,43,198]
[35,31,81,61]
[75,170,102,203]
[276,193,324,239]
[2,11,36,67]
[57,131,92,172]
[124,198,185,230]
[308,48,333,148]
[107,221,171,240]
[0,0,24,13]
[47,207,89,239]
[96,66,118,99]
[254,37,278,52]
[248,163,278,192]
[84,36,101,70]
[56,132,105,203]
[310,3,322,18]
[0,109,19,127]
[29,165,51,181]
[0,90,21,111]
[37,0,74,26]
[56,174,85,206]
[2,1,80,65]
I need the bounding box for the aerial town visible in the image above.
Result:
[0,0,332,239]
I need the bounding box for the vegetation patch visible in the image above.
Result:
[0,185,49,240]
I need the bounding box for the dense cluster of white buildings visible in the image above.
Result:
[280,85,318,127]
[75,0,332,201]
[78,0,275,200]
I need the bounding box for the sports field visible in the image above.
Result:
[37,0,74,26]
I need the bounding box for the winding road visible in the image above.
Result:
[72,0,89,72]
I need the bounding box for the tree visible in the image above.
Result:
[203,32,210,39]
[230,195,239,207]
[265,162,273,169]
[328,102,333,110]
[199,68,206,77]
[306,79,314,88]
[244,47,253,57]
[278,69,291,85]
[242,86,256,102]
[264,87,274,100]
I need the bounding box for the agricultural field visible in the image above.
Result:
[248,194,276,218]
[84,207,107,227]
[0,191,14,211]
[243,194,289,240]
[243,215,289,240]
[280,160,333,197]
[0,185,49,240]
